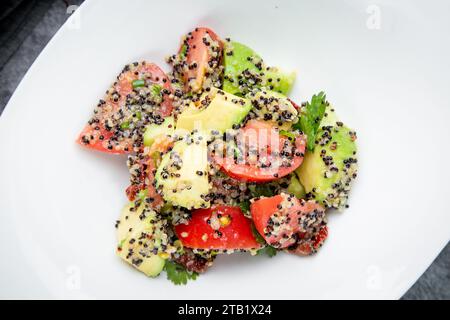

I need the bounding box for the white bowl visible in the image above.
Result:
[0,0,449,299]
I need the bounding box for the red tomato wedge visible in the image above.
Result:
[251,194,327,252]
[175,206,261,250]
[78,123,117,153]
[214,120,307,183]
[251,194,301,248]
[77,62,173,154]
[182,27,223,92]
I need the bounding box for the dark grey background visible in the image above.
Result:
[0,0,448,299]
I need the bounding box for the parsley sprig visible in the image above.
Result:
[294,91,327,151]
[248,184,275,198]
[257,246,277,258]
[251,223,278,258]
[238,200,251,213]
[164,261,198,285]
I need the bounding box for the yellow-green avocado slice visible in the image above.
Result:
[223,41,295,95]
[176,88,251,135]
[143,116,175,147]
[296,123,357,209]
[155,136,211,210]
[116,202,166,277]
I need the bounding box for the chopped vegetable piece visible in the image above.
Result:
[293,92,327,151]
[213,120,307,182]
[77,62,174,154]
[251,193,327,252]
[132,79,145,88]
[164,261,199,285]
[175,206,261,250]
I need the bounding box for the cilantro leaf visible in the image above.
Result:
[238,200,251,213]
[251,223,266,245]
[294,91,327,151]
[257,246,278,258]
[164,261,198,285]
[248,184,275,198]
[250,223,278,257]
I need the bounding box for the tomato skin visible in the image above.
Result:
[116,63,173,117]
[214,120,307,183]
[77,123,126,154]
[251,194,327,251]
[251,195,301,248]
[78,62,173,154]
[175,206,261,250]
[183,27,223,92]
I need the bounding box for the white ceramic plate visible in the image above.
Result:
[1,0,449,299]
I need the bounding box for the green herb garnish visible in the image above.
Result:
[150,84,162,97]
[251,223,266,245]
[118,239,126,250]
[135,111,142,120]
[238,200,251,213]
[250,224,278,257]
[248,184,275,198]
[294,91,327,151]
[257,246,278,258]
[137,189,148,201]
[132,79,145,89]
[179,44,188,59]
[164,261,198,285]
[120,121,130,130]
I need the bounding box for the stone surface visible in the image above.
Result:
[0,0,83,111]
[0,0,448,300]
[402,244,450,300]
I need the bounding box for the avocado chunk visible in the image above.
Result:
[223,41,295,95]
[319,105,339,128]
[287,174,306,199]
[296,124,358,209]
[247,89,298,129]
[176,88,251,135]
[155,134,211,209]
[117,201,144,244]
[116,202,171,277]
[143,117,175,147]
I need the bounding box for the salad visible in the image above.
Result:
[77,27,358,285]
